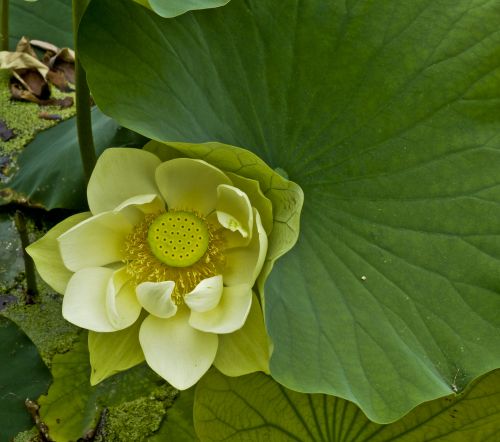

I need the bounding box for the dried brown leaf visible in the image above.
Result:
[38,112,62,121]
[15,36,38,58]
[1,37,75,104]
[30,39,59,54]
[46,69,73,92]
[0,51,49,78]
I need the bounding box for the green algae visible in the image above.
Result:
[1,284,80,366]
[0,70,76,155]
[96,385,178,442]
[0,207,79,365]
[12,427,42,442]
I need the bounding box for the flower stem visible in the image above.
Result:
[1,0,8,51]
[72,0,96,183]
[14,211,38,304]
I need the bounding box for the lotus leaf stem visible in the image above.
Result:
[1,0,8,51]
[72,0,96,183]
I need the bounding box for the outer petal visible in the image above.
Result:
[223,209,268,286]
[106,267,142,329]
[89,316,145,385]
[26,212,91,294]
[216,184,253,249]
[226,172,273,235]
[139,309,218,389]
[214,292,270,376]
[184,275,223,313]
[189,284,252,334]
[58,210,134,272]
[136,281,177,318]
[216,184,253,238]
[87,148,162,214]
[62,267,117,332]
[155,158,231,215]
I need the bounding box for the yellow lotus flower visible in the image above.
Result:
[27,147,272,389]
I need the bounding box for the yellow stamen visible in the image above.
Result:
[123,210,225,304]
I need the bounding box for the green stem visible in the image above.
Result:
[72,0,96,183]
[1,0,8,51]
[14,211,38,303]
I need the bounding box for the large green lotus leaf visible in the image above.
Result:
[38,334,164,441]
[79,0,500,422]
[10,0,72,50]
[8,107,147,210]
[0,317,51,441]
[133,0,230,18]
[195,369,500,441]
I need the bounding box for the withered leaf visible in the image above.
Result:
[16,36,38,58]
[9,82,73,108]
[46,69,73,92]
[51,96,74,108]
[13,69,50,98]
[1,37,75,105]
[0,51,49,78]
[52,60,75,85]
[35,41,76,90]
[30,39,59,54]
[38,112,62,121]
[47,47,75,89]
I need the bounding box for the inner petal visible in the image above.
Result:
[87,148,162,214]
[184,275,223,312]
[113,194,165,225]
[223,209,268,287]
[136,281,177,318]
[216,184,253,241]
[155,158,231,215]
[106,267,142,330]
[189,284,252,334]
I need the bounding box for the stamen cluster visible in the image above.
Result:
[124,210,226,304]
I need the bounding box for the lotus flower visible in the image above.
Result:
[27,147,272,389]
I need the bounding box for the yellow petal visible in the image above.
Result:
[184,275,223,313]
[89,317,145,385]
[136,281,177,318]
[214,292,270,376]
[223,209,268,286]
[155,158,231,215]
[62,267,117,332]
[113,194,165,225]
[139,309,218,389]
[189,284,252,334]
[226,172,273,236]
[87,148,162,214]
[106,268,142,329]
[216,184,253,248]
[26,212,90,294]
[57,210,133,272]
